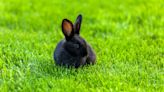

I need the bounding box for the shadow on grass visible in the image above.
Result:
[29,58,93,79]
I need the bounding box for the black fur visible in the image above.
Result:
[54,14,96,68]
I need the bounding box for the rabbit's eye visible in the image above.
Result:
[73,44,79,48]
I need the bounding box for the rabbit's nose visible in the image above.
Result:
[73,44,79,48]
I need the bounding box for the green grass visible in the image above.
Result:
[0,0,164,91]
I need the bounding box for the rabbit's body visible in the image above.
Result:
[54,15,96,68]
[54,39,87,68]
[54,39,96,68]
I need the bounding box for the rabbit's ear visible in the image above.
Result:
[74,14,82,34]
[62,19,74,40]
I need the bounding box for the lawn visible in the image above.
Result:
[0,0,164,91]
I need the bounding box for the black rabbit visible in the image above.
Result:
[54,14,96,68]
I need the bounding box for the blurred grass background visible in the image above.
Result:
[0,0,164,92]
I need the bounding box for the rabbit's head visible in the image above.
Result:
[61,14,88,57]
